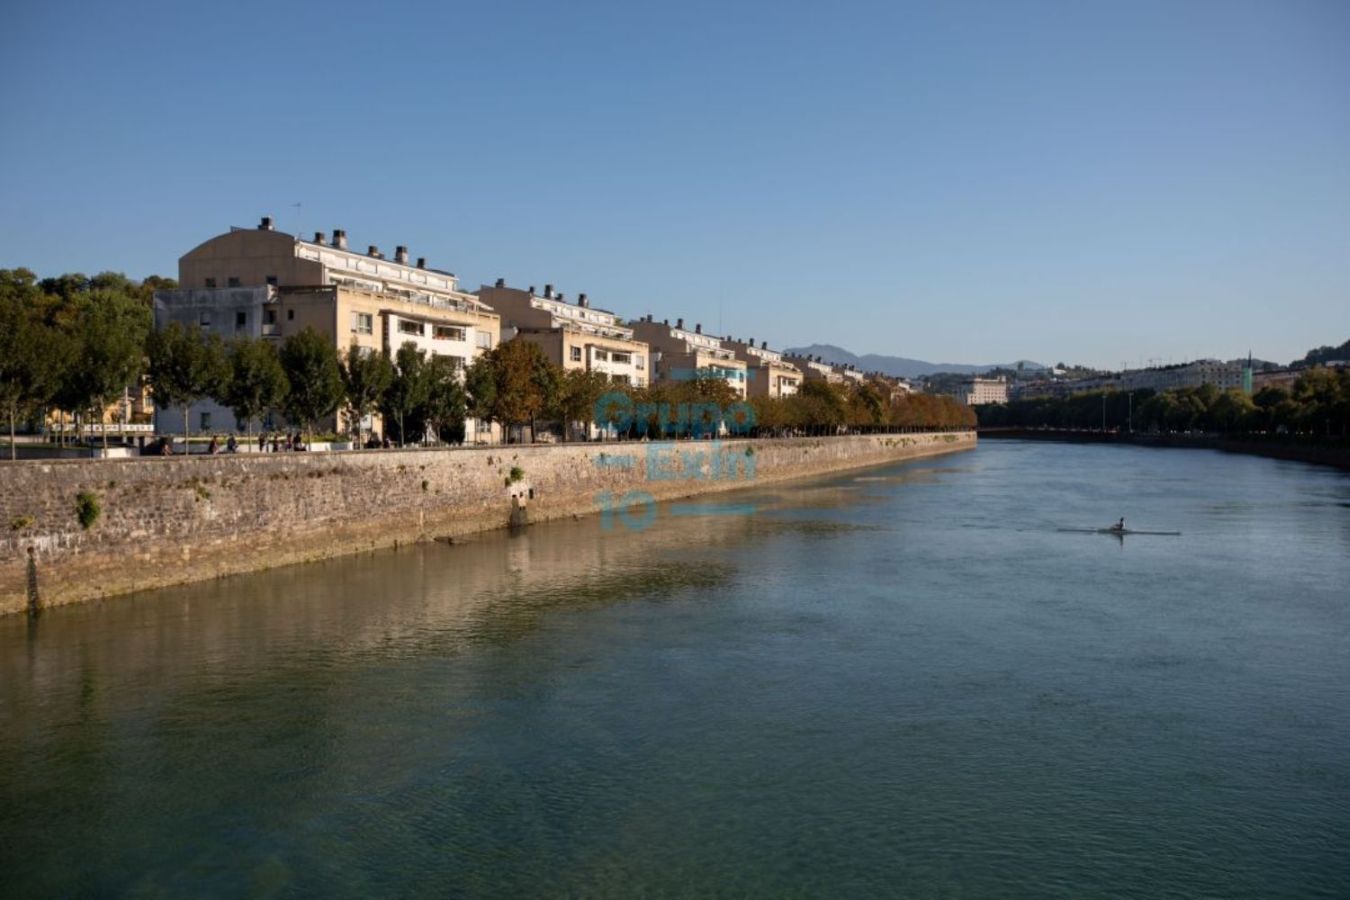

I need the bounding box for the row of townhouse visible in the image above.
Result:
[155,217,880,441]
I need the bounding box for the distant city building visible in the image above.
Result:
[720,337,801,398]
[155,217,501,442]
[955,376,1008,406]
[629,316,748,397]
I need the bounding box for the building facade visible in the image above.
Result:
[154,218,501,442]
[955,376,1009,406]
[720,337,801,399]
[476,282,649,389]
[628,317,748,397]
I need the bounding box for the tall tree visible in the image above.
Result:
[378,342,431,445]
[464,354,499,441]
[279,328,344,443]
[554,369,611,441]
[225,337,289,436]
[0,273,72,457]
[62,290,152,448]
[146,322,230,445]
[420,355,468,445]
[488,340,560,443]
[340,343,394,446]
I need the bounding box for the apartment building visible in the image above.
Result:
[476,281,648,389]
[154,217,500,441]
[629,317,748,397]
[785,354,844,384]
[955,376,1009,406]
[720,336,801,399]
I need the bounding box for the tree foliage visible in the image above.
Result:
[279,328,343,440]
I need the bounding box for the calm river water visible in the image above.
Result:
[2,441,1348,898]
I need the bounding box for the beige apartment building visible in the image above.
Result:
[629,317,748,397]
[476,282,649,389]
[720,337,801,399]
[155,217,500,442]
[954,376,1008,406]
[786,354,844,384]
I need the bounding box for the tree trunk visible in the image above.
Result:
[182,403,191,452]
[8,406,15,461]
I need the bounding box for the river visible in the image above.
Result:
[2,441,1347,898]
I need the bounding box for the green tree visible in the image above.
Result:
[379,342,431,445]
[340,343,394,446]
[147,322,230,445]
[483,340,560,443]
[63,291,152,447]
[554,369,611,441]
[225,337,289,436]
[0,272,72,457]
[279,328,344,443]
[464,354,499,440]
[420,355,468,444]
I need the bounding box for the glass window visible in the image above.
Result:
[235,311,247,331]
[266,275,278,286]
[204,278,216,288]
[227,277,241,287]
[398,319,424,336]
[287,309,295,321]
[199,412,211,430]
[634,354,643,368]
[475,332,492,349]
[198,311,211,327]
[433,325,466,341]
[352,312,373,335]
[570,346,582,362]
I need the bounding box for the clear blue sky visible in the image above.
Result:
[2,0,1347,368]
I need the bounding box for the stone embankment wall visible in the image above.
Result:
[0,432,974,615]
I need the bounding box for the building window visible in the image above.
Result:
[204,278,216,288]
[198,311,211,327]
[235,311,247,332]
[287,309,295,321]
[227,277,241,287]
[446,356,466,371]
[352,312,373,335]
[398,319,424,336]
[475,332,493,349]
[594,350,609,362]
[266,275,278,286]
[200,412,211,431]
[634,354,643,368]
[433,325,467,341]
[570,346,582,362]
[265,309,277,324]
[611,352,632,365]
[610,374,630,385]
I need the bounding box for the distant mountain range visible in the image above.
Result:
[783,344,1047,379]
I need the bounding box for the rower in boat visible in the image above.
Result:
[1110,517,1125,533]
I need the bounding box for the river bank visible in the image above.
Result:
[0,431,974,615]
[979,428,1350,471]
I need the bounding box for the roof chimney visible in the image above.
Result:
[747,337,754,346]
[676,317,684,329]
[578,293,589,307]
[259,216,274,230]
[695,323,702,334]
[416,257,426,269]
[368,245,382,258]
[333,229,348,250]
[395,245,409,264]
[761,340,768,349]
[556,292,565,302]
[663,318,669,325]
[528,285,535,295]
[544,283,554,299]
[313,231,326,245]
[494,277,505,288]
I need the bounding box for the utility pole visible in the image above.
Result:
[1102,393,1106,432]
[1128,392,1133,434]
